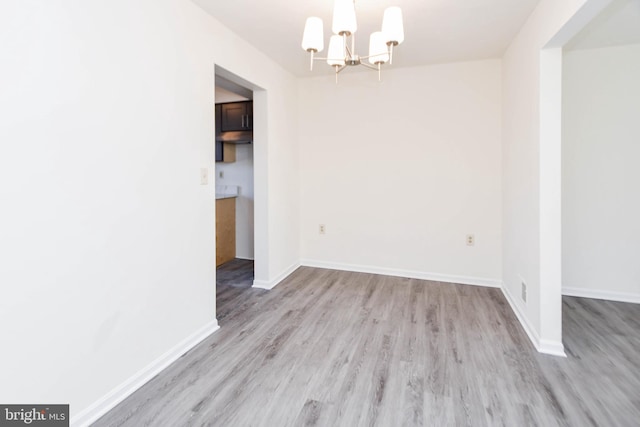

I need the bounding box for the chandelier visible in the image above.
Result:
[301,0,405,82]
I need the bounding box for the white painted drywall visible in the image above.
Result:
[562,44,640,300]
[216,144,255,259]
[0,0,298,421]
[298,60,503,284]
[501,0,613,351]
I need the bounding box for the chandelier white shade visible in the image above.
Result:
[368,32,389,65]
[301,17,324,53]
[327,35,346,66]
[301,0,404,81]
[382,7,404,45]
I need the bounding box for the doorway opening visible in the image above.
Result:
[536,0,639,354]
[214,69,258,323]
[561,0,640,302]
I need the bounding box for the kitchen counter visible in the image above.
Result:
[215,185,238,200]
[216,194,238,200]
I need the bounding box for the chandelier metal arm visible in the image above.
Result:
[343,34,356,59]
[359,50,389,61]
[311,57,381,70]
[361,63,379,71]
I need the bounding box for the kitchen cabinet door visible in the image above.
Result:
[215,141,236,163]
[216,197,236,266]
[215,141,223,162]
[220,101,252,131]
[215,104,222,136]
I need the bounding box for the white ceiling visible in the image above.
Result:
[566,0,640,50]
[193,0,541,77]
[215,86,250,103]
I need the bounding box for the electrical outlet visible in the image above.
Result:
[466,234,475,246]
[219,170,224,179]
[521,280,527,302]
[200,168,208,185]
[319,224,326,235]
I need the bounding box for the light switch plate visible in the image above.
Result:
[200,168,208,185]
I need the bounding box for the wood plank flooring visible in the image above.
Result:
[93,267,640,426]
[215,258,256,325]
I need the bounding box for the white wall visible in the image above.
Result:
[562,44,640,301]
[501,0,612,354]
[299,60,503,285]
[216,144,255,259]
[0,0,298,422]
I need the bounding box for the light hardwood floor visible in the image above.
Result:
[93,266,640,426]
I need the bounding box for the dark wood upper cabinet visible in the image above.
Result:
[215,104,236,163]
[215,104,222,137]
[215,140,223,162]
[220,101,252,132]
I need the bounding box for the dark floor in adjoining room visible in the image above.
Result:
[93,267,640,426]
[215,258,256,324]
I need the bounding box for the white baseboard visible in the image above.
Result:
[235,256,255,261]
[501,284,566,358]
[299,259,502,288]
[71,320,220,427]
[563,287,640,304]
[253,262,301,290]
[538,339,567,357]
